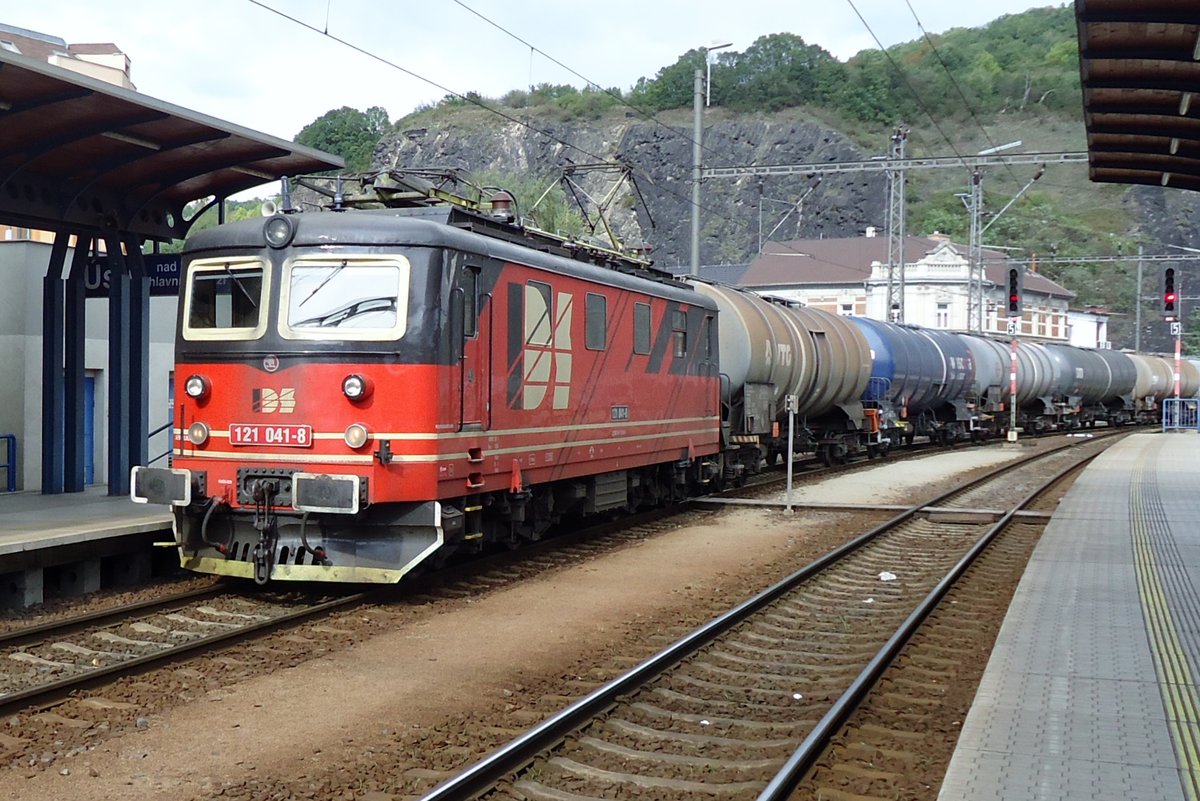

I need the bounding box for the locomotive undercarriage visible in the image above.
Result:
[436,457,726,565]
[167,455,727,584]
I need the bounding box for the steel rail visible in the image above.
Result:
[0,591,368,718]
[0,584,226,649]
[755,447,1102,800]
[416,432,1120,801]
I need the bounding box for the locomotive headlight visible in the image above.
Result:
[344,423,370,449]
[263,214,294,248]
[342,373,372,401]
[184,374,210,400]
[186,421,211,446]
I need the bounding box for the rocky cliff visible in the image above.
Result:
[374,113,888,269]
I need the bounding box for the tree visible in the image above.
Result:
[295,106,391,172]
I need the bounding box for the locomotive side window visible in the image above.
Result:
[585,293,607,351]
[672,309,688,357]
[182,257,268,341]
[280,254,410,341]
[525,281,553,346]
[461,266,479,338]
[633,302,651,355]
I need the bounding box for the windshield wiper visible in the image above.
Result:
[294,296,396,328]
[222,263,257,308]
[298,260,347,307]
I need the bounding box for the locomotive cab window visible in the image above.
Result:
[182,257,269,341]
[633,302,651,355]
[280,254,410,341]
[586,293,607,351]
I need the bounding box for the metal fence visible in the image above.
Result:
[1163,398,1200,432]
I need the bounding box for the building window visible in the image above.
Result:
[585,292,607,350]
[634,302,651,355]
[936,302,949,328]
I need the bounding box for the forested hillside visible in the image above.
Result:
[292,4,1200,351]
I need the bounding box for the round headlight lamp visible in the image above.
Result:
[263,214,295,248]
[186,421,211,446]
[184,374,210,400]
[344,423,370,449]
[342,373,372,401]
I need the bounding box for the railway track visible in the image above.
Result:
[0,585,367,718]
[414,431,1123,801]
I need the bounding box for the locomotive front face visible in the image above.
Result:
[132,216,454,583]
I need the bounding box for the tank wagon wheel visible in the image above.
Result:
[819,442,848,467]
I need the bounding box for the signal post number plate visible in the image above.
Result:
[229,423,313,447]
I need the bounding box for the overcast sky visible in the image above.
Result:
[6,0,1067,143]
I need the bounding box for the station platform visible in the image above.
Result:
[939,431,1200,801]
[0,486,172,608]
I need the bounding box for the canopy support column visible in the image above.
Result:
[39,234,69,494]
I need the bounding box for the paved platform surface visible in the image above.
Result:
[0,485,171,556]
[939,431,1200,801]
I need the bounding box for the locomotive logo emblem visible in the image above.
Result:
[263,354,280,373]
[252,388,297,414]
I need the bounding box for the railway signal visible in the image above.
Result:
[1164,267,1177,318]
[1006,267,1023,317]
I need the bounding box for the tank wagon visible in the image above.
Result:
[130,173,1190,585]
[852,319,974,447]
[687,282,877,466]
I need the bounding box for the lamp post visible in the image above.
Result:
[691,41,733,276]
[706,41,732,107]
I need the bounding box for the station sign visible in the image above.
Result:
[84,254,181,298]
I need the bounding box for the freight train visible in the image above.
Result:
[131,174,1199,584]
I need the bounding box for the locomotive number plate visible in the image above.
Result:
[229,423,313,447]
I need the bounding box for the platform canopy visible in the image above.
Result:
[1076,0,1200,192]
[0,48,343,241]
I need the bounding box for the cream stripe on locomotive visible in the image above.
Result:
[180,424,720,464]
[175,415,720,443]
[367,414,719,440]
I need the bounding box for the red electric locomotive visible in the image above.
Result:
[132,178,724,583]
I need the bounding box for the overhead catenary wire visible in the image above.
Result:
[843,0,971,170]
[449,0,738,169]
[901,0,1025,189]
[243,0,747,255]
[244,1,983,281]
[244,0,863,271]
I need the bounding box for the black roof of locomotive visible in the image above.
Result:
[185,207,713,308]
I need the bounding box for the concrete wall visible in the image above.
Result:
[0,239,177,493]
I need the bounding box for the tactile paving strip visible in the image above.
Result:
[939,433,1200,801]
